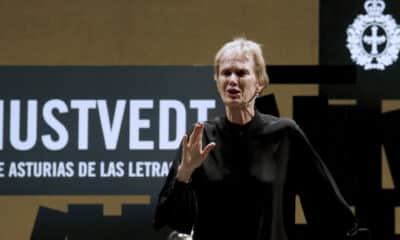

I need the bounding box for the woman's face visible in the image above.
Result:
[216,50,262,109]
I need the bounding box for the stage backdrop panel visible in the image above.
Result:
[0,66,224,240]
[320,0,400,239]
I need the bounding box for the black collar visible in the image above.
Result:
[219,111,265,136]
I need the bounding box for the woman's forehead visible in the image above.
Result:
[219,51,254,69]
[219,48,251,63]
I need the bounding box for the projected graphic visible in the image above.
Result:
[346,0,400,70]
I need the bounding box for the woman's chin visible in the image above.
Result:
[223,100,244,109]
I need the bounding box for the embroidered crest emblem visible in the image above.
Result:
[346,0,400,70]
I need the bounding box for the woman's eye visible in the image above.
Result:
[236,70,246,77]
[222,70,231,76]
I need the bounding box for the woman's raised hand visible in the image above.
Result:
[176,123,216,183]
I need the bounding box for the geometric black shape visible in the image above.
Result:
[381,110,400,188]
[122,204,168,240]
[267,65,356,84]
[30,206,67,240]
[255,94,280,117]
[67,204,103,240]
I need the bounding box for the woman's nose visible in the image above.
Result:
[228,73,239,85]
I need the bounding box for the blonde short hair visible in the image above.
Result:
[214,38,269,89]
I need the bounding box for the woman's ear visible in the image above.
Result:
[215,78,223,95]
[256,82,265,95]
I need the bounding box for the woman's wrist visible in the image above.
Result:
[176,164,194,183]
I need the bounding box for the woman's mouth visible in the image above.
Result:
[226,88,241,98]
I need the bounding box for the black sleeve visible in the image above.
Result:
[152,144,196,234]
[288,125,360,239]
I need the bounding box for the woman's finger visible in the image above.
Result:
[201,142,216,160]
[195,123,205,146]
[188,123,201,145]
[181,134,188,161]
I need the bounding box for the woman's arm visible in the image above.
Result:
[289,124,360,239]
[153,145,197,234]
[153,123,215,234]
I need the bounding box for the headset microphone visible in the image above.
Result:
[237,78,260,107]
[240,91,259,106]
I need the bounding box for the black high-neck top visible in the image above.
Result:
[154,112,357,240]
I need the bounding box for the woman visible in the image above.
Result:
[153,38,360,240]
